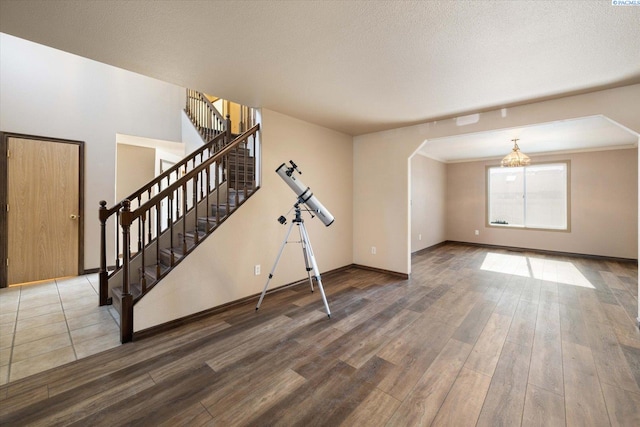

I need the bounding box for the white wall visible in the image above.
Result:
[181,110,206,156]
[410,154,446,252]
[446,149,638,259]
[354,84,640,276]
[135,109,353,331]
[0,33,185,269]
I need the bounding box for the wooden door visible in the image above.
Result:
[7,137,80,285]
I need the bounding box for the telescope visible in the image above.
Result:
[276,161,335,227]
[256,160,334,317]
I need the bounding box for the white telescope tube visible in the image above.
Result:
[276,162,335,226]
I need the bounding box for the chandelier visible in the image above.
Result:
[501,139,531,167]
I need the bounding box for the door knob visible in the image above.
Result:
[70,214,79,220]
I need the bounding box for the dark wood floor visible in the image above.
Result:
[1,243,639,426]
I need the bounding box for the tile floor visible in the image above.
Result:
[0,274,121,385]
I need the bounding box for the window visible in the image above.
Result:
[487,162,569,230]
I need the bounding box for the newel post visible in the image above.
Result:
[98,201,109,306]
[225,114,232,142]
[120,199,134,343]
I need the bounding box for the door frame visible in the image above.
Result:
[0,132,85,288]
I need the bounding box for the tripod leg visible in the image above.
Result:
[297,223,315,293]
[256,220,296,310]
[299,223,331,318]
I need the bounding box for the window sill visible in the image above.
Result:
[487,223,570,233]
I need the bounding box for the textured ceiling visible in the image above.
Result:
[0,0,639,136]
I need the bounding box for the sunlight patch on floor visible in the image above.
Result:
[480,252,595,289]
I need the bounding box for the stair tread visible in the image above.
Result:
[140,263,170,281]
[179,230,207,240]
[211,194,249,208]
[212,197,245,207]
[198,217,221,224]
[198,216,220,221]
[159,247,188,257]
[112,282,143,300]
[197,217,220,232]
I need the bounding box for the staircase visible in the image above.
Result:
[99,89,259,343]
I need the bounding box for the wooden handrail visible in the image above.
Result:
[122,124,260,226]
[119,131,226,212]
[194,91,225,124]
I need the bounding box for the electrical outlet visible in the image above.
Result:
[371,246,376,255]
[475,230,479,236]
[418,234,422,241]
[254,264,261,275]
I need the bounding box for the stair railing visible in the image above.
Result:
[186,89,229,142]
[117,124,260,342]
[99,91,230,306]
[99,132,229,304]
[189,90,257,136]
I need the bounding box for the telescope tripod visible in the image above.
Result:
[256,204,331,317]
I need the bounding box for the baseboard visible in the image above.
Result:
[350,264,409,280]
[411,241,448,256]
[83,265,116,275]
[128,240,639,340]
[445,240,638,264]
[132,263,355,341]
[133,293,258,341]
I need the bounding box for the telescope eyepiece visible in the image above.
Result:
[289,160,302,175]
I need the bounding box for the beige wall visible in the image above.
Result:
[353,133,411,273]
[354,84,640,276]
[135,109,353,331]
[115,144,156,201]
[411,154,446,252]
[446,149,638,259]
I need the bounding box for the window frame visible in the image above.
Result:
[485,160,571,232]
